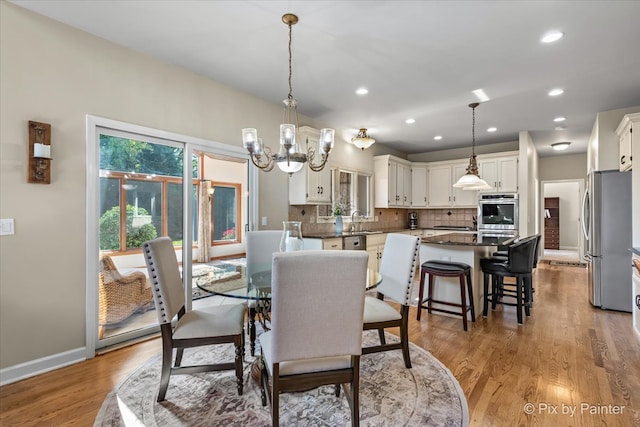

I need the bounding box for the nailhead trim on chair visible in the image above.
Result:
[143,243,170,325]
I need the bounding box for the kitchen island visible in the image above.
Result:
[419,233,517,321]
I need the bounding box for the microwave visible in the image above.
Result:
[477,193,519,231]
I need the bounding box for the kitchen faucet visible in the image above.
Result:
[351,210,364,232]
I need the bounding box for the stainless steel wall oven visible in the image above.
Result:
[477,193,519,231]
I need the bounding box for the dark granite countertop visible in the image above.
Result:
[304,226,476,239]
[632,247,640,256]
[421,232,517,247]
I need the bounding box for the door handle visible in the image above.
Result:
[581,189,590,241]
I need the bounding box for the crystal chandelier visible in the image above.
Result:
[453,103,492,190]
[351,128,375,150]
[242,13,334,176]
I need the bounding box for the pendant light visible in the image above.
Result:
[351,128,375,150]
[241,14,335,175]
[453,103,492,191]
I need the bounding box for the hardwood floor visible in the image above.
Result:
[1,262,638,426]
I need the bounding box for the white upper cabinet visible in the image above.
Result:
[426,161,477,208]
[289,127,332,204]
[411,164,428,207]
[374,155,412,208]
[616,113,639,172]
[478,154,518,193]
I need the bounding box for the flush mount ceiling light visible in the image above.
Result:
[351,128,375,150]
[453,103,492,191]
[548,88,564,97]
[541,31,564,43]
[552,142,571,151]
[242,13,334,175]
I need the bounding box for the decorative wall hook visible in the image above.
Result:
[28,121,52,184]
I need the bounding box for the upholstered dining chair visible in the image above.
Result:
[362,233,420,368]
[142,237,245,402]
[259,250,368,427]
[246,230,282,356]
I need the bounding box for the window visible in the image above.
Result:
[317,169,372,219]
[211,182,241,245]
[99,134,198,252]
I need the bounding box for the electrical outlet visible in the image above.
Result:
[0,219,15,235]
[261,216,267,226]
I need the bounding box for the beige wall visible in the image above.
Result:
[538,154,587,181]
[0,2,402,372]
[0,2,290,369]
[518,131,539,236]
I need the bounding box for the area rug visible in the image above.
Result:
[94,331,469,426]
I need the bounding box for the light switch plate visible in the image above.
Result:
[261,216,267,226]
[0,218,15,235]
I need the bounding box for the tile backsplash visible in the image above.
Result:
[288,205,477,234]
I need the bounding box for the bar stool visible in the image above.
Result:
[480,235,539,324]
[417,260,476,331]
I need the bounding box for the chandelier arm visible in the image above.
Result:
[307,146,328,172]
[249,146,276,172]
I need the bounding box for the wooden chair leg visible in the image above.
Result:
[158,343,172,402]
[427,274,434,314]
[249,306,257,357]
[417,267,427,320]
[234,335,244,395]
[466,270,476,322]
[352,359,360,427]
[459,274,468,331]
[400,305,412,368]
[516,276,523,324]
[175,347,184,367]
[378,328,386,345]
[491,275,499,310]
[271,364,280,427]
[483,272,490,317]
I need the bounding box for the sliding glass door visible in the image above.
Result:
[88,116,253,352]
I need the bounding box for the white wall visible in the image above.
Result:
[544,182,581,250]
[518,131,539,236]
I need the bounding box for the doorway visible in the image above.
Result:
[541,179,584,263]
[86,115,255,355]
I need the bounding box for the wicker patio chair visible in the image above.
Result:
[98,255,153,338]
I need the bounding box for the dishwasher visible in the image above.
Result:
[343,235,366,250]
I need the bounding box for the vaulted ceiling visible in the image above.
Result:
[12,0,640,157]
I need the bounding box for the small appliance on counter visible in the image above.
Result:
[409,211,418,230]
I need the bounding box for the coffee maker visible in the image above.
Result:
[408,211,418,230]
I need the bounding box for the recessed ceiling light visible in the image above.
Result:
[472,89,490,102]
[434,135,443,140]
[552,142,571,151]
[553,116,566,122]
[548,88,564,97]
[487,127,497,132]
[405,118,416,124]
[541,31,564,44]
[355,87,368,95]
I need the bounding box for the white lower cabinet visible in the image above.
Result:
[366,233,387,272]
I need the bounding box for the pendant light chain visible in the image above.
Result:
[287,21,293,101]
[471,103,476,156]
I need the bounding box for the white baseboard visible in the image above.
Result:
[559,246,578,251]
[0,347,86,386]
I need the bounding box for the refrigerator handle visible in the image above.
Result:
[581,188,590,241]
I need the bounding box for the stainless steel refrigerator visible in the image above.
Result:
[581,170,632,312]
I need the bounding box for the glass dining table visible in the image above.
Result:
[196,262,383,303]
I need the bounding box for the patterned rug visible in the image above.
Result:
[94,331,469,426]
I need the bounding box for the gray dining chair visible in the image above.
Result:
[259,250,368,427]
[362,233,420,368]
[246,230,282,356]
[142,237,245,402]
